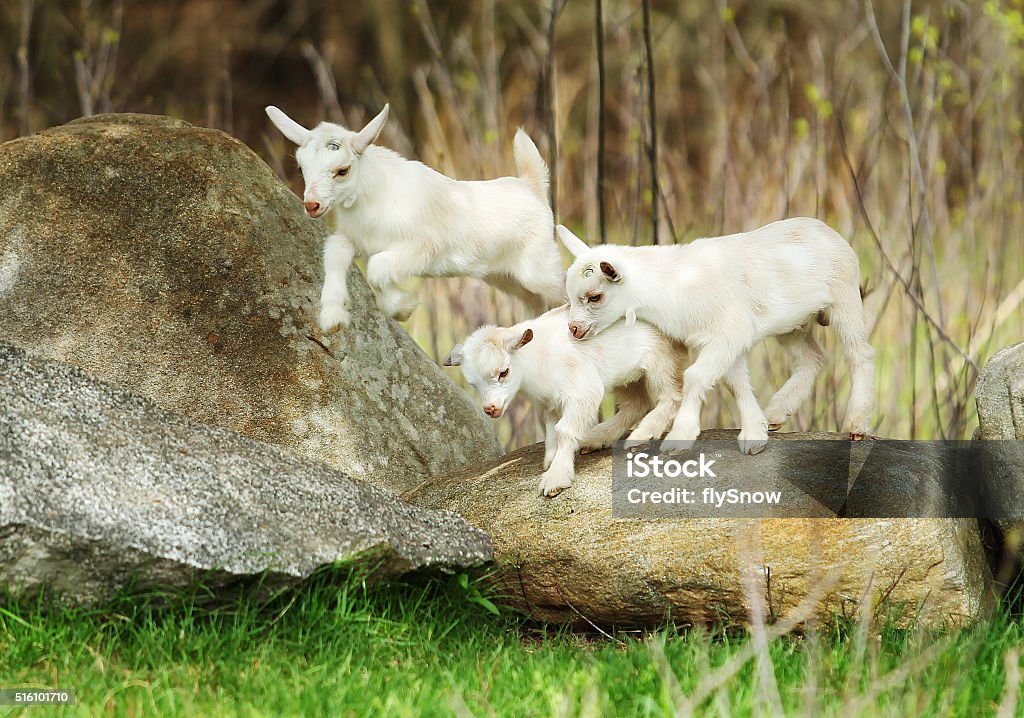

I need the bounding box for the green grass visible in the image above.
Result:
[1,570,1021,717]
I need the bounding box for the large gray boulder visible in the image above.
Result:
[0,342,491,605]
[0,114,501,495]
[405,431,993,629]
[976,341,1024,549]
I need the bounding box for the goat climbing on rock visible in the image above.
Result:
[557,218,876,455]
[266,104,565,331]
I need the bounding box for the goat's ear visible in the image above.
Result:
[265,106,311,146]
[600,261,622,283]
[506,327,533,352]
[442,344,464,367]
[556,225,590,258]
[352,103,390,155]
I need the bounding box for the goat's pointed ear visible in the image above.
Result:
[442,344,464,367]
[600,261,622,283]
[352,103,389,155]
[556,225,590,258]
[265,106,311,146]
[505,327,533,353]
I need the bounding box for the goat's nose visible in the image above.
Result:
[303,201,321,215]
[484,405,500,418]
[569,322,582,339]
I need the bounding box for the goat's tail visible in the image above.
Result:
[513,129,550,203]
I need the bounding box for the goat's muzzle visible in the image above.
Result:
[568,321,590,340]
[484,405,503,418]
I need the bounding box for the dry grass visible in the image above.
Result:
[2,0,1022,449]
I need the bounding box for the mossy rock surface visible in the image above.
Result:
[976,341,1024,551]
[0,342,492,605]
[0,114,501,494]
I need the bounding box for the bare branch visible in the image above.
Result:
[595,0,607,243]
[642,0,660,244]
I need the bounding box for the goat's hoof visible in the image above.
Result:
[739,441,768,455]
[850,432,866,441]
[318,306,350,333]
[738,428,769,455]
[622,439,652,451]
[767,422,783,432]
[538,473,572,497]
[383,297,419,322]
[660,438,696,455]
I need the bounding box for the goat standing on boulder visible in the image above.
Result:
[444,307,684,497]
[266,104,565,331]
[557,218,875,455]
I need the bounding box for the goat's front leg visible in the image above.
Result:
[543,412,557,470]
[539,399,600,497]
[319,232,356,332]
[662,342,743,454]
[723,356,769,455]
[366,250,423,321]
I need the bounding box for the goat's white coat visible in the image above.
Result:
[558,218,875,453]
[265,105,565,330]
[446,307,684,496]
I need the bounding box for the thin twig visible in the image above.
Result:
[595,0,607,243]
[18,0,35,135]
[835,112,978,373]
[554,584,625,646]
[546,0,567,219]
[642,0,660,244]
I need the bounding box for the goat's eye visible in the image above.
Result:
[335,166,350,178]
[498,368,509,380]
[588,293,604,303]
[327,142,340,151]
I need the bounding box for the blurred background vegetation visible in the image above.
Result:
[2,0,1022,449]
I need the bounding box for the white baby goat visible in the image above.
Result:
[557,218,875,455]
[265,104,565,331]
[444,307,684,497]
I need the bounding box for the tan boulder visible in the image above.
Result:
[405,430,993,629]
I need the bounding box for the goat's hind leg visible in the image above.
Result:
[627,349,684,444]
[366,250,423,321]
[580,383,649,453]
[505,245,567,309]
[830,287,875,438]
[724,356,770,455]
[765,326,825,431]
[484,273,549,315]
